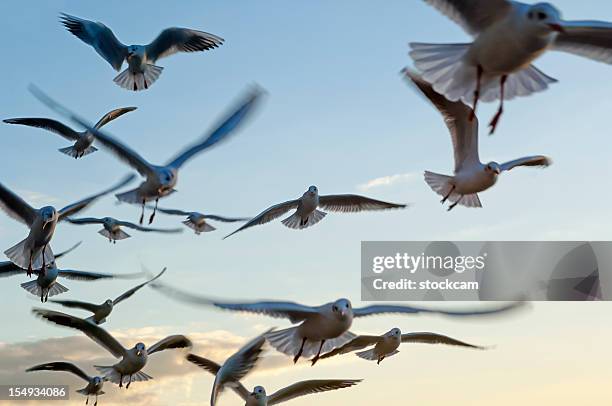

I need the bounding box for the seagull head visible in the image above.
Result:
[134,342,146,356]
[40,206,57,226]
[485,162,502,175]
[126,45,144,59]
[104,299,113,307]
[159,168,177,188]
[526,3,564,33]
[93,376,103,385]
[250,386,267,400]
[306,185,318,196]
[332,298,352,320]
[385,328,402,338]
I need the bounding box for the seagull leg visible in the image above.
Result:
[441,185,456,204]
[469,65,483,121]
[118,375,123,388]
[310,340,326,366]
[377,356,385,365]
[126,375,132,389]
[94,394,98,406]
[86,395,89,405]
[139,199,146,224]
[148,198,159,224]
[448,196,463,211]
[293,337,307,364]
[27,252,33,277]
[488,75,507,135]
[41,245,48,276]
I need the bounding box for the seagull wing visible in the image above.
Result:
[214,301,318,323]
[145,28,224,62]
[423,0,513,36]
[401,332,486,349]
[115,220,182,233]
[500,156,551,172]
[0,182,37,226]
[153,207,192,216]
[221,329,271,382]
[0,261,25,278]
[32,308,125,357]
[554,20,612,64]
[26,361,91,382]
[93,107,137,129]
[165,88,262,170]
[319,335,383,359]
[54,241,82,260]
[203,215,250,223]
[223,200,299,239]
[3,118,80,141]
[48,299,100,314]
[186,354,250,400]
[318,195,406,213]
[353,302,524,318]
[147,334,192,355]
[113,268,166,305]
[56,269,143,281]
[268,380,362,405]
[65,217,104,225]
[58,174,135,221]
[59,13,127,71]
[404,69,479,173]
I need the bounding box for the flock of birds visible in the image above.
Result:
[3,1,612,405]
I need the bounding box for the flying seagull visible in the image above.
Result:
[27,362,106,406]
[3,107,136,158]
[188,355,360,405]
[31,85,262,224]
[224,186,406,239]
[320,328,486,364]
[66,216,182,243]
[404,70,551,211]
[187,329,272,406]
[50,268,166,324]
[32,308,192,388]
[150,284,523,365]
[410,0,612,133]
[60,13,224,91]
[151,207,249,234]
[0,174,134,275]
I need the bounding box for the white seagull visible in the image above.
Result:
[49,268,166,324]
[66,216,182,243]
[27,362,106,406]
[32,86,262,225]
[187,329,272,406]
[404,70,551,211]
[150,284,522,366]
[320,328,486,364]
[3,107,136,158]
[152,207,249,234]
[60,13,224,91]
[188,353,361,406]
[0,174,134,275]
[33,308,192,388]
[224,186,406,239]
[410,0,612,133]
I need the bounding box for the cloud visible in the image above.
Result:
[357,172,419,192]
[16,190,60,206]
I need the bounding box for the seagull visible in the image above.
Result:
[32,308,192,388]
[26,362,106,406]
[0,174,134,275]
[224,186,406,239]
[59,13,224,91]
[410,0,612,134]
[49,268,166,324]
[150,284,523,366]
[151,207,249,234]
[31,86,262,225]
[404,69,551,211]
[320,328,486,364]
[3,107,136,158]
[186,329,272,406]
[188,354,360,406]
[65,216,182,243]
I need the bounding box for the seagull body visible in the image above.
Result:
[50,268,166,324]
[33,308,191,388]
[404,70,551,210]
[150,284,522,365]
[411,0,612,133]
[66,216,182,243]
[187,329,271,406]
[60,13,224,91]
[0,175,134,275]
[224,186,406,238]
[152,207,248,234]
[3,107,136,158]
[32,87,262,224]
[320,328,486,364]
[27,362,105,405]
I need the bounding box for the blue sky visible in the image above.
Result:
[1,1,612,405]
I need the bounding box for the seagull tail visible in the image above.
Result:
[20,281,68,298]
[281,210,327,230]
[183,219,216,233]
[113,65,163,91]
[266,328,357,359]
[98,228,131,241]
[424,171,454,198]
[355,348,399,361]
[115,188,144,205]
[5,240,54,270]
[58,145,97,158]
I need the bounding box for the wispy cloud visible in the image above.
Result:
[16,190,60,206]
[357,172,419,192]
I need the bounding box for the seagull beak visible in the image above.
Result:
[548,23,565,33]
[494,168,501,175]
[136,350,142,356]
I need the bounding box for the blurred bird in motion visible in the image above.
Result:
[66,216,182,243]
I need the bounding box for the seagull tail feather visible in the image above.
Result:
[113,64,163,91]
[58,145,97,158]
[281,210,326,230]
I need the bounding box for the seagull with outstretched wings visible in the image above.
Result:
[66,216,182,243]
[151,206,249,234]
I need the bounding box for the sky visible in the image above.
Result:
[1,0,612,405]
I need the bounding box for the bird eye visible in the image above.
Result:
[332,305,338,311]
[527,11,534,19]
[537,12,547,20]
